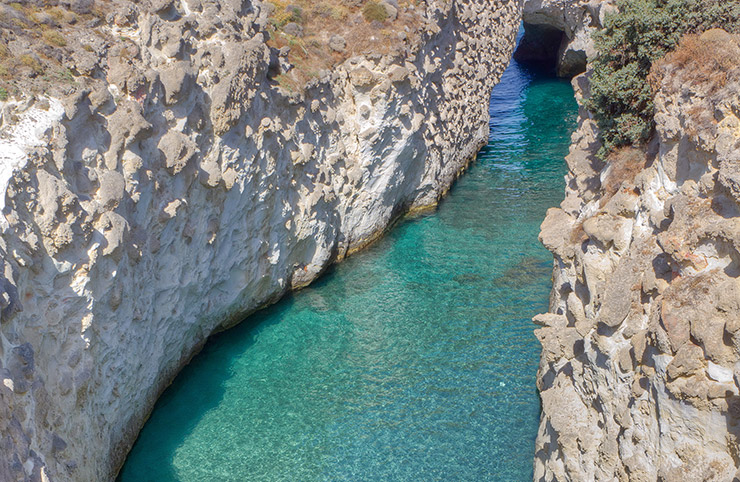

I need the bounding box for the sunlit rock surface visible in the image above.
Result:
[534,14,740,480]
[0,0,523,480]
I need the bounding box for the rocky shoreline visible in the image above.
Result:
[0,1,521,480]
[527,1,740,479]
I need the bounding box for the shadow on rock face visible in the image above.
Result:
[514,23,564,74]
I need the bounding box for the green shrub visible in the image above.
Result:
[0,87,7,101]
[363,0,388,22]
[56,68,75,82]
[588,0,740,157]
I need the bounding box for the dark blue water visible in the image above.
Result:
[119,58,577,481]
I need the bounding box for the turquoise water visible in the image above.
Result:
[119,58,577,481]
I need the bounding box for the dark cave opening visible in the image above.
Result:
[514,23,565,73]
[514,23,587,78]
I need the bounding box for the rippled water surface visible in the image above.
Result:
[119,58,577,481]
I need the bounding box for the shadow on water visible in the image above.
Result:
[117,293,300,482]
[119,55,577,482]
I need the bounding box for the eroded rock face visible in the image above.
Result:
[516,0,615,77]
[0,0,523,480]
[535,28,740,481]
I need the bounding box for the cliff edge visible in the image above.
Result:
[531,0,740,479]
[0,0,522,480]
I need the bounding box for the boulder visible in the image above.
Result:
[157,131,197,175]
[283,22,303,37]
[329,35,346,53]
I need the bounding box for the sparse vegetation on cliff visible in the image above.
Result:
[0,0,426,99]
[362,0,390,22]
[651,29,740,98]
[0,0,105,98]
[649,29,740,146]
[602,146,645,198]
[265,0,424,91]
[587,0,740,157]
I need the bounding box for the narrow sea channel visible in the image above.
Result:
[119,56,577,481]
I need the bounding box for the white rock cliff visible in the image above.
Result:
[531,1,740,479]
[0,0,522,480]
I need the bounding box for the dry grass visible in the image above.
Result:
[310,2,348,21]
[10,17,28,28]
[42,29,67,47]
[46,6,78,24]
[602,147,647,203]
[19,54,42,74]
[270,1,303,27]
[649,30,740,145]
[650,29,740,96]
[0,0,111,98]
[266,0,423,90]
[363,0,389,22]
[1,0,418,96]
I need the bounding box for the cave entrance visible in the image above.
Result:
[513,23,566,74]
[514,23,588,78]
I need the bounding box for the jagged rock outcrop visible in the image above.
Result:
[515,0,614,77]
[535,22,740,481]
[0,0,522,480]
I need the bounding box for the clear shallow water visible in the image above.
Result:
[119,59,577,482]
